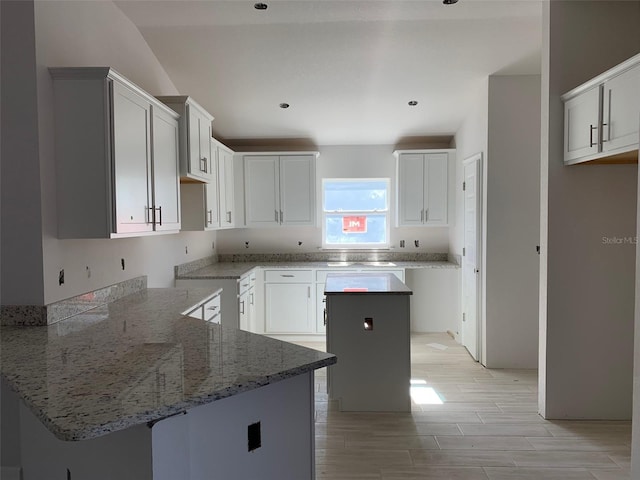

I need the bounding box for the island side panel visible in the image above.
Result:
[183,371,315,480]
[19,402,153,480]
[327,294,411,412]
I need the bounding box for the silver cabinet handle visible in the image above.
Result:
[207,305,218,310]
[207,209,213,225]
[281,274,294,277]
[200,156,208,173]
[425,208,428,222]
[275,210,279,222]
[324,308,327,326]
[420,209,424,222]
[590,124,598,147]
[308,286,310,298]
[250,293,254,305]
[602,123,608,143]
[280,210,283,224]
[227,211,232,223]
[151,206,162,226]
[240,300,245,314]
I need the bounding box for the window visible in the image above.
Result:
[322,178,390,249]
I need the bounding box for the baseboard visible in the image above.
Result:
[1,466,22,480]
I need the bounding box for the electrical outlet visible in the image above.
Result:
[414,240,420,248]
[400,240,405,248]
[58,269,64,286]
[248,422,261,452]
[245,241,250,249]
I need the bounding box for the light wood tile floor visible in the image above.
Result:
[297,333,632,480]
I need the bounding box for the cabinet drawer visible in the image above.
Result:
[264,270,313,283]
[202,294,222,323]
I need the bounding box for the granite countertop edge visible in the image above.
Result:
[5,357,336,442]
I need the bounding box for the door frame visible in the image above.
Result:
[462,152,484,364]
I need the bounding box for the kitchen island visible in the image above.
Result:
[325,272,412,412]
[0,287,335,480]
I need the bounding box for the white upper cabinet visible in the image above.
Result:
[156,96,214,182]
[181,138,235,231]
[562,54,640,165]
[563,86,601,163]
[50,67,180,238]
[243,153,317,228]
[395,150,451,227]
[602,63,640,154]
[217,141,236,229]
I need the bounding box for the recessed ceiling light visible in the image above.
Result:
[443,0,458,4]
[254,3,268,10]
[279,103,290,109]
[408,100,418,106]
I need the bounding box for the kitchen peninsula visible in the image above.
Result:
[0,285,335,480]
[325,272,412,412]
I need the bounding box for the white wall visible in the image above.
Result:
[28,0,219,304]
[633,142,640,478]
[1,0,45,305]
[484,75,540,369]
[540,1,638,419]
[218,144,452,254]
[451,78,489,348]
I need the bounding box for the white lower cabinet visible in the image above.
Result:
[264,270,313,334]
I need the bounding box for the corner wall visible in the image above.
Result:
[485,75,540,369]
[540,1,639,419]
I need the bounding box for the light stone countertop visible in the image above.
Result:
[0,288,336,442]
[324,272,413,295]
[176,260,458,280]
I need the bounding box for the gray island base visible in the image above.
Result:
[324,273,413,412]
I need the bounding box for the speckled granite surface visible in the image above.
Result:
[0,288,335,442]
[325,273,413,295]
[1,276,147,326]
[176,257,458,280]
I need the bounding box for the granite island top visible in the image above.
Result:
[325,272,413,295]
[176,260,459,280]
[0,288,336,442]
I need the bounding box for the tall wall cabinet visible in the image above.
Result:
[242,153,318,228]
[394,149,453,227]
[50,67,181,238]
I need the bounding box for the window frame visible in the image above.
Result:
[321,177,391,250]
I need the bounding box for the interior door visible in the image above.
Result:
[462,154,482,361]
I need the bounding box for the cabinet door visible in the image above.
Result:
[244,156,280,227]
[564,86,601,163]
[265,283,313,333]
[603,64,640,154]
[112,81,153,234]
[424,153,448,226]
[220,147,235,227]
[280,155,315,226]
[151,106,181,231]
[187,106,211,181]
[397,153,425,226]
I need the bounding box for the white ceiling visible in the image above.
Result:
[115,0,542,146]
